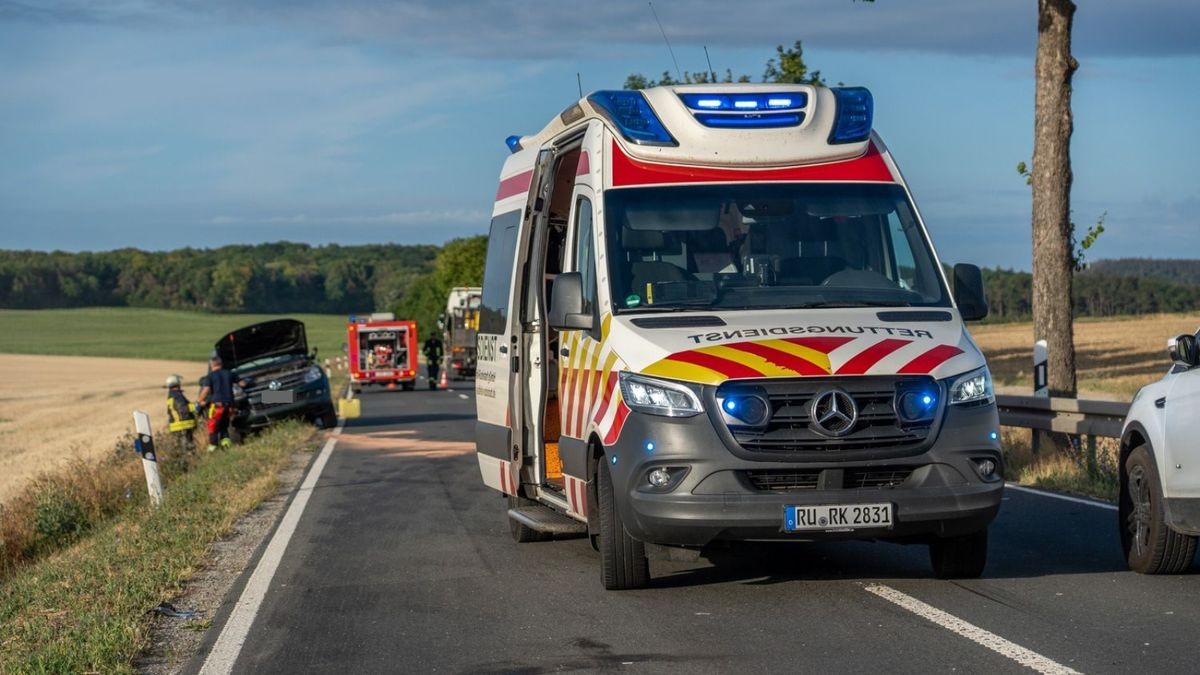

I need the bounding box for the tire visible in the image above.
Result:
[508,494,551,543]
[597,456,649,590]
[929,528,988,579]
[402,381,415,391]
[1120,445,1197,574]
[316,411,337,429]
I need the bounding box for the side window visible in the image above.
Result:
[573,197,596,315]
[480,211,520,334]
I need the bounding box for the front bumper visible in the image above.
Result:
[607,401,1004,547]
[234,386,334,429]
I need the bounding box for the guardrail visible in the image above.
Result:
[995,394,1130,439]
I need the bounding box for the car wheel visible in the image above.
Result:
[929,528,988,579]
[508,494,551,543]
[597,456,649,590]
[1120,445,1197,574]
[316,411,338,429]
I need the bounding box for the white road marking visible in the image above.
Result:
[199,421,343,675]
[458,393,468,400]
[1006,483,1118,511]
[865,584,1082,675]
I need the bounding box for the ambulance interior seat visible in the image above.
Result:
[622,228,693,298]
[778,219,848,285]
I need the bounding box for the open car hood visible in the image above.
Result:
[214,319,309,370]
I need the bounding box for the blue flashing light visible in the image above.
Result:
[645,441,655,453]
[678,92,807,112]
[828,86,873,144]
[587,91,676,146]
[721,395,770,426]
[989,431,999,441]
[921,394,934,406]
[724,399,738,413]
[348,315,356,323]
[505,135,522,153]
[694,112,804,129]
[897,387,938,422]
[611,455,618,465]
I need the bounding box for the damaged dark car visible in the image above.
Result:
[212,319,337,433]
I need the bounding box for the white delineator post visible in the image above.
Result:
[1033,339,1049,398]
[133,410,164,507]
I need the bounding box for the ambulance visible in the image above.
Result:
[474,84,1002,589]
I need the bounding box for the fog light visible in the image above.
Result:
[975,458,997,478]
[648,468,672,488]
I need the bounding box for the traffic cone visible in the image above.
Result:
[439,366,449,390]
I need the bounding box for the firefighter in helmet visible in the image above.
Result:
[165,374,198,451]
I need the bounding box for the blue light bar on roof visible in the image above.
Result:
[678,92,808,112]
[677,92,808,129]
[587,90,677,146]
[828,87,873,144]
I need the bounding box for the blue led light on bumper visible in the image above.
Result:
[587,90,676,146]
[896,387,939,423]
[719,394,771,427]
[828,86,873,144]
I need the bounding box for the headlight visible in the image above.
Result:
[618,372,702,417]
[304,365,324,383]
[948,366,993,406]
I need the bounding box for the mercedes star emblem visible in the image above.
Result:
[268,380,282,391]
[810,389,858,437]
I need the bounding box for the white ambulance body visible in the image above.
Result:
[475,84,1002,589]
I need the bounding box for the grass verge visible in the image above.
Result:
[1002,427,1119,502]
[0,421,317,674]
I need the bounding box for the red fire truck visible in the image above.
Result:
[347,313,418,392]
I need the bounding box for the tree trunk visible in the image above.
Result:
[1032,0,1078,453]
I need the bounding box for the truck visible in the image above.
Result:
[443,286,482,380]
[474,83,1001,589]
[348,313,418,392]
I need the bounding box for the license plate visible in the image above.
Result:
[376,370,395,377]
[262,390,294,404]
[784,503,893,532]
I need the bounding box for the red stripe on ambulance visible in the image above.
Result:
[611,141,894,187]
[898,344,964,374]
[837,338,911,375]
[494,170,533,201]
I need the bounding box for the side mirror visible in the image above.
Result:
[310,346,319,359]
[548,272,594,331]
[952,263,988,322]
[1168,334,1198,369]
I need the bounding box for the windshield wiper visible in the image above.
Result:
[619,303,715,314]
[793,300,911,308]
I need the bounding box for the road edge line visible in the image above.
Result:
[1006,483,1118,511]
[198,421,343,675]
[864,584,1082,675]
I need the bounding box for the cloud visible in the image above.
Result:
[4,0,1198,58]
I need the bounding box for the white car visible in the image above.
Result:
[1119,328,1200,574]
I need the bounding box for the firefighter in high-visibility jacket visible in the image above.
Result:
[165,374,198,451]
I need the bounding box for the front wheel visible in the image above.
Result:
[597,456,649,590]
[1120,445,1197,574]
[929,529,988,579]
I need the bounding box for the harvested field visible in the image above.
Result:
[0,354,205,505]
[971,313,1198,400]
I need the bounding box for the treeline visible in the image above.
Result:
[1086,258,1200,287]
[0,243,438,314]
[394,236,487,337]
[982,266,1200,321]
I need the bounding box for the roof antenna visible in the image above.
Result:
[703,45,717,83]
[648,1,681,83]
[576,72,583,98]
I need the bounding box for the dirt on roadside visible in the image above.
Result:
[0,354,206,505]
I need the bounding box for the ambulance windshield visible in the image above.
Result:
[604,183,949,313]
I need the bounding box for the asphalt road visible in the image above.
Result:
[193,384,1199,675]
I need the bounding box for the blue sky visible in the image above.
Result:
[1,0,1197,270]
